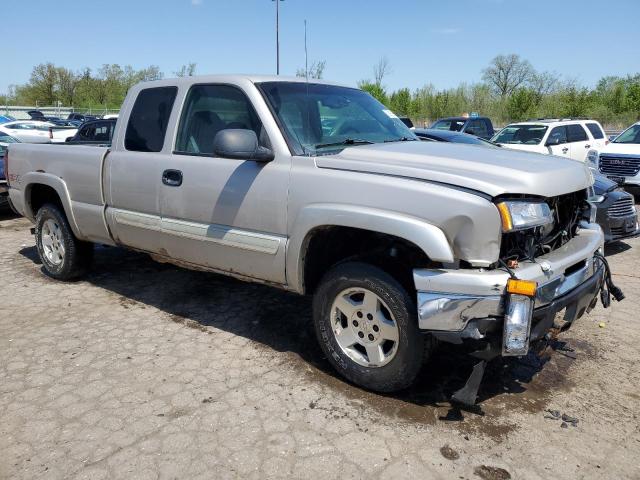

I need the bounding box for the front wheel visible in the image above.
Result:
[35,203,92,280]
[313,262,424,392]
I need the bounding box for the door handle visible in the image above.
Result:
[562,147,568,153]
[585,144,591,149]
[162,169,183,187]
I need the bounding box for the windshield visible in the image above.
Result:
[613,124,640,144]
[258,82,417,155]
[431,119,466,132]
[492,125,548,145]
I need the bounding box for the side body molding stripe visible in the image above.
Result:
[112,209,282,255]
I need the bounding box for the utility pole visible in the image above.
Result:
[272,0,284,74]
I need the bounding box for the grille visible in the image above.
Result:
[599,155,640,176]
[607,196,636,218]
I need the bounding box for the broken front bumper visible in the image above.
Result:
[414,222,604,349]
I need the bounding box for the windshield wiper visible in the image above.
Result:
[383,136,417,143]
[314,138,374,149]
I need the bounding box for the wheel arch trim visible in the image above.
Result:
[287,203,454,293]
[21,173,83,239]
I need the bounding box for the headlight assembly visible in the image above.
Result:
[496,201,554,232]
[586,149,599,168]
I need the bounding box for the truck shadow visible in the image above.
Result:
[19,244,572,422]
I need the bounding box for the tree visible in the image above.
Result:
[27,63,58,105]
[389,88,411,116]
[295,60,326,79]
[56,67,78,106]
[373,56,391,87]
[482,54,534,97]
[174,63,197,77]
[358,81,387,104]
[506,88,537,121]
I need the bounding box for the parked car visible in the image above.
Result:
[67,113,98,124]
[0,115,15,124]
[0,121,77,143]
[0,146,8,208]
[419,127,637,244]
[492,119,608,162]
[414,128,500,146]
[0,121,52,143]
[591,174,639,242]
[6,75,619,403]
[430,115,495,140]
[587,122,640,193]
[65,118,117,145]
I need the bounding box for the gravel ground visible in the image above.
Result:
[1,210,639,480]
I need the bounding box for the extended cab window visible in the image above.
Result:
[175,84,267,155]
[125,87,177,152]
[567,124,588,142]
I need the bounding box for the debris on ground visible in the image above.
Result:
[544,409,579,427]
[474,465,512,480]
[599,322,606,328]
[440,444,460,460]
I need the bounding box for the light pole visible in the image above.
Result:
[272,0,284,74]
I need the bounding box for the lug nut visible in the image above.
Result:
[367,313,373,320]
[358,331,364,338]
[368,334,374,341]
[372,325,379,332]
[356,311,363,318]
[352,320,359,327]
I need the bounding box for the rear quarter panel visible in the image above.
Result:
[8,143,113,244]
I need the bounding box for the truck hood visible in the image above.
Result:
[599,143,640,155]
[315,141,590,198]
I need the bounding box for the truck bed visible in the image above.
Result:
[8,143,110,240]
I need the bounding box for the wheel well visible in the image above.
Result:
[302,226,437,295]
[28,184,63,217]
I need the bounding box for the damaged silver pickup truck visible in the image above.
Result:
[4,76,623,404]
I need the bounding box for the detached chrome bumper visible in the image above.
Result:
[415,222,604,332]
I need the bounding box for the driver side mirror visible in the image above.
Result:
[213,129,274,162]
[546,137,561,146]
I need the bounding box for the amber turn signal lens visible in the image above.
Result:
[496,202,513,231]
[506,278,537,297]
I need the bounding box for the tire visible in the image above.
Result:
[35,203,92,280]
[313,262,424,392]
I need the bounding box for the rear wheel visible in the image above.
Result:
[35,203,92,280]
[313,262,424,392]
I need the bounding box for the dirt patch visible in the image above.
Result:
[474,465,512,480]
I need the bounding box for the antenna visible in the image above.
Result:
[304,19,308,80]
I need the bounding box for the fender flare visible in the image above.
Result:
[286,203,454,293]
[21,172,84,239]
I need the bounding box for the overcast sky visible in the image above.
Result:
[2,0,639,94]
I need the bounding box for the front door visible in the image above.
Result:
[159,83,289,284]
[546,126,571,159]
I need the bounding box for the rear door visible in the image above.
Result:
[584,122,607,150]
[545,126,571,158]
[464,119,490,139]
[105,86,178,253]
[566,123,590,161]
[158,83,289,284]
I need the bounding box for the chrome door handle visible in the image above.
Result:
[585,144,591,148]
[562,147,568,153]
[162,169,183,187]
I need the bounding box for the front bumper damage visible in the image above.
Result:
[413,222,613,405]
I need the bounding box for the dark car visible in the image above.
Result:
[0,146,8,208]
[414,128,499,146]
[592,174,639,243]
[417,127,639,243]
[67,112,98,124]
[430,115,495,140]
[65,118,117,145]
